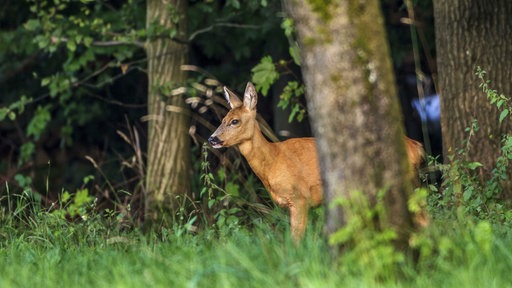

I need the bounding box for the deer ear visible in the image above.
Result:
[243,82,258,111]
[224,86,243,109]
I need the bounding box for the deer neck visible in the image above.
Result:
[237,122,275,182]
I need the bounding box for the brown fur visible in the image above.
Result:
[209,82,424,242]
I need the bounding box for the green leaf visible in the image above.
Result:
[61,191,71,203]
[83,36,93,47]
[463,189,473,202]
[289,43,301,65]
[467,162,483,170]
[27,105,51,140]
[24,19,41,31]
[66,39,77,52]
[14,95,30,115]
[288,105,300,123]
[83,175,95,185]
[200,187,208,198]
[281,18,294,37]
[74,188,93,206]
[41,77,51,87]
[225,182,240,196]
[216,168,226,182]
[251,56,279,96]
[19,142,35,165]
[14,173,32,188]
[499,109,509,123]
[35,35,50,49]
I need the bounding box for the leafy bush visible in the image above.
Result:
[329,189,406,281]
[428,67,512,222]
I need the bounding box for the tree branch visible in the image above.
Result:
[49,22,260,49]
[188,22,261,42]
[50,36,145,48]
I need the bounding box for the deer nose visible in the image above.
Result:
[208,136,222,146]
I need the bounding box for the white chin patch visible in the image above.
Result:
[211,144,223,149]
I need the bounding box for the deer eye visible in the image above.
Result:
[230,119,240,125]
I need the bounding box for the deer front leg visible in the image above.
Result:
[289,199,308,243]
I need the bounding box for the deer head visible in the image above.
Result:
[208,82,258,148]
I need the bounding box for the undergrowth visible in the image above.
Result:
[426,67,512,222]
[1,195,512,288]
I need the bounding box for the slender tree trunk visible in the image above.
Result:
[145,0,190,223]
[434,0,512,196]
[283,0,415,252]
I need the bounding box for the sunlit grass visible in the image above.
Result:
[1,204,512,288]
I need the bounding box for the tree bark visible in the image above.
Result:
[283,0,415,252]
[145,0,190,223]
[434,0,512,196]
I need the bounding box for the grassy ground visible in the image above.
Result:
[1,205,512,288]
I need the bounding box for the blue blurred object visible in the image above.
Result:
[412,94,440,124]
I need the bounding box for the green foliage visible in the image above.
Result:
[14,174,33,191]
[476,66,511,124]
[26,105,51,140]
[1,0,146,168]
[429,68,512,221]
[329,190,404,281]
[18,142,36,165]
[11,172,44,211]
[250,56,306,123]
[0,95,31,121]
[53,187,95,220]
[2,197,512,287]
[410,213,501,281]
[281,18,301,66]
[200,143,244,230]
[251,56,280,96]
[249,16,308,123]
[278,81,306,122]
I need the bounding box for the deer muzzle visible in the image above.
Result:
[208,136,224,148]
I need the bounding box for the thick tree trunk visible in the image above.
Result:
[284,0,415,251]
[145,0,190,223]
[434,0,512,196]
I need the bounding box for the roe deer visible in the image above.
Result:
[208,82,424,242]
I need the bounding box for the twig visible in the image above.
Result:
[188,22,260,41]
[50,21,260,48]
[51,36,145,48]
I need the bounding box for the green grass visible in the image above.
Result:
[1,206,512,288]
